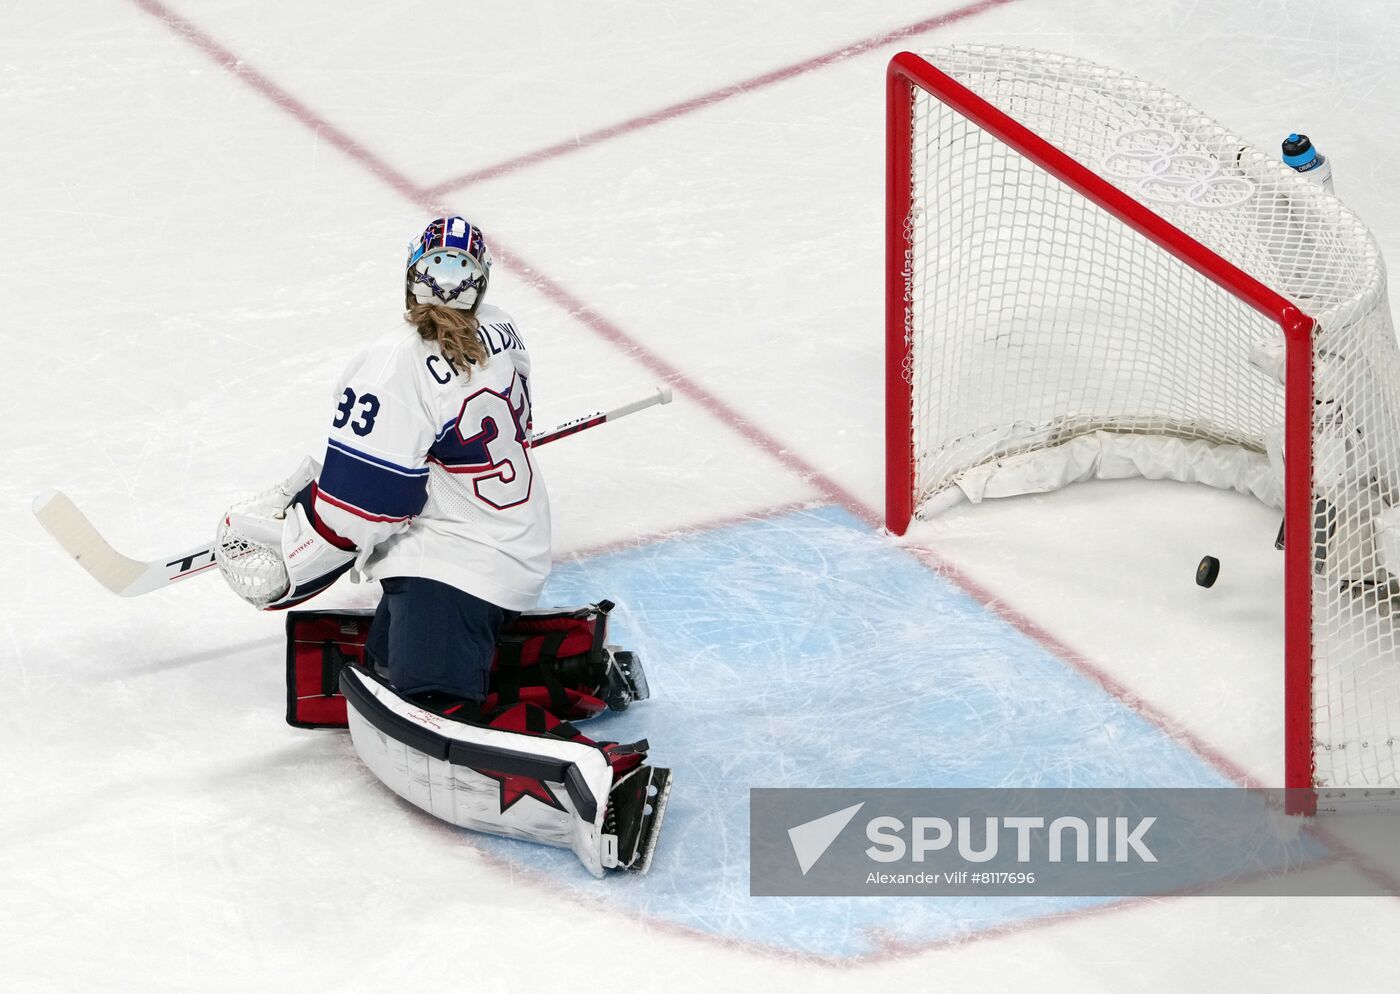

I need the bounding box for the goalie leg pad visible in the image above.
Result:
[488,600,652,720]
[286,608,374,728]
[288,599,647,728]
[341,665,668,876]
[478,701,670,872]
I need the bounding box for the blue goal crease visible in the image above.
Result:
[470,505,1295,958]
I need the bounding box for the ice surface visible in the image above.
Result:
[5,1,1400,991]
[483,505,1292,959]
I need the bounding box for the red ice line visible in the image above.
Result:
[129,0,422,203]
[499,252,882,526]
[421,0,1019,197]
[127,0,1400,960]
[130,0,884,525]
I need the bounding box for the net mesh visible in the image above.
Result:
[905,45,1400,790]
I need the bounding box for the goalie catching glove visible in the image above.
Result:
[215,458,357,610]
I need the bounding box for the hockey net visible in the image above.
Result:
[886,46,1400,807]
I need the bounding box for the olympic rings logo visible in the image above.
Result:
[1100,128,1256,210]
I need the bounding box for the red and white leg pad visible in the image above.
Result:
[340,665,669,876]
[288,601,647,728]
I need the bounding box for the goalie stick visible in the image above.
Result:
[33,385,673,597]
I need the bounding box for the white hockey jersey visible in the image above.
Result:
[312,303,551,611]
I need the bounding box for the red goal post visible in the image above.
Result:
[882,48,1400,810]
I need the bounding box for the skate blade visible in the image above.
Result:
[623,652,650,704]
[632,767,672,875]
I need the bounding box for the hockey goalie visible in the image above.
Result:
[213,216,670,876]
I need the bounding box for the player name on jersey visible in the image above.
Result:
[426,321,527,383]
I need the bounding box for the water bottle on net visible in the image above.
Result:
[1282,132,1334,194]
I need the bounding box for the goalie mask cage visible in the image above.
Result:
[885,47,1400,811]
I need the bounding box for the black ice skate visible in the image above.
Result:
[551,643,650,712]
[599,647,650,711]
[603,763,672,873]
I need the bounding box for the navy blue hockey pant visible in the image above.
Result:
[365,576,518,702]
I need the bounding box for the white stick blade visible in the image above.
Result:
[32,490,147,594]
[32,490,218,597]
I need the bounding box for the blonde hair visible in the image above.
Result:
[405,301,489,376]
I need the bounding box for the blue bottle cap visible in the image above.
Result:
[1282,133,1317,168]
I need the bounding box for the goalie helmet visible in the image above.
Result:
[406,216,492,311]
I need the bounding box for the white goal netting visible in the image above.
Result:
[900,45,1400,795]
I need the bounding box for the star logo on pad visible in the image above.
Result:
[473,767,565,814]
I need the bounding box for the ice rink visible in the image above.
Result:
[6,1,1400,991]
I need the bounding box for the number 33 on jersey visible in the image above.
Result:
[311,303,552,613]
[333,389,381,437]
[431,382,534,510]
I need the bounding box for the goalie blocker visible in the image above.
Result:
[288,601,668,875]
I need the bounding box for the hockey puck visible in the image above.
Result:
[1196,555,1220,588]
